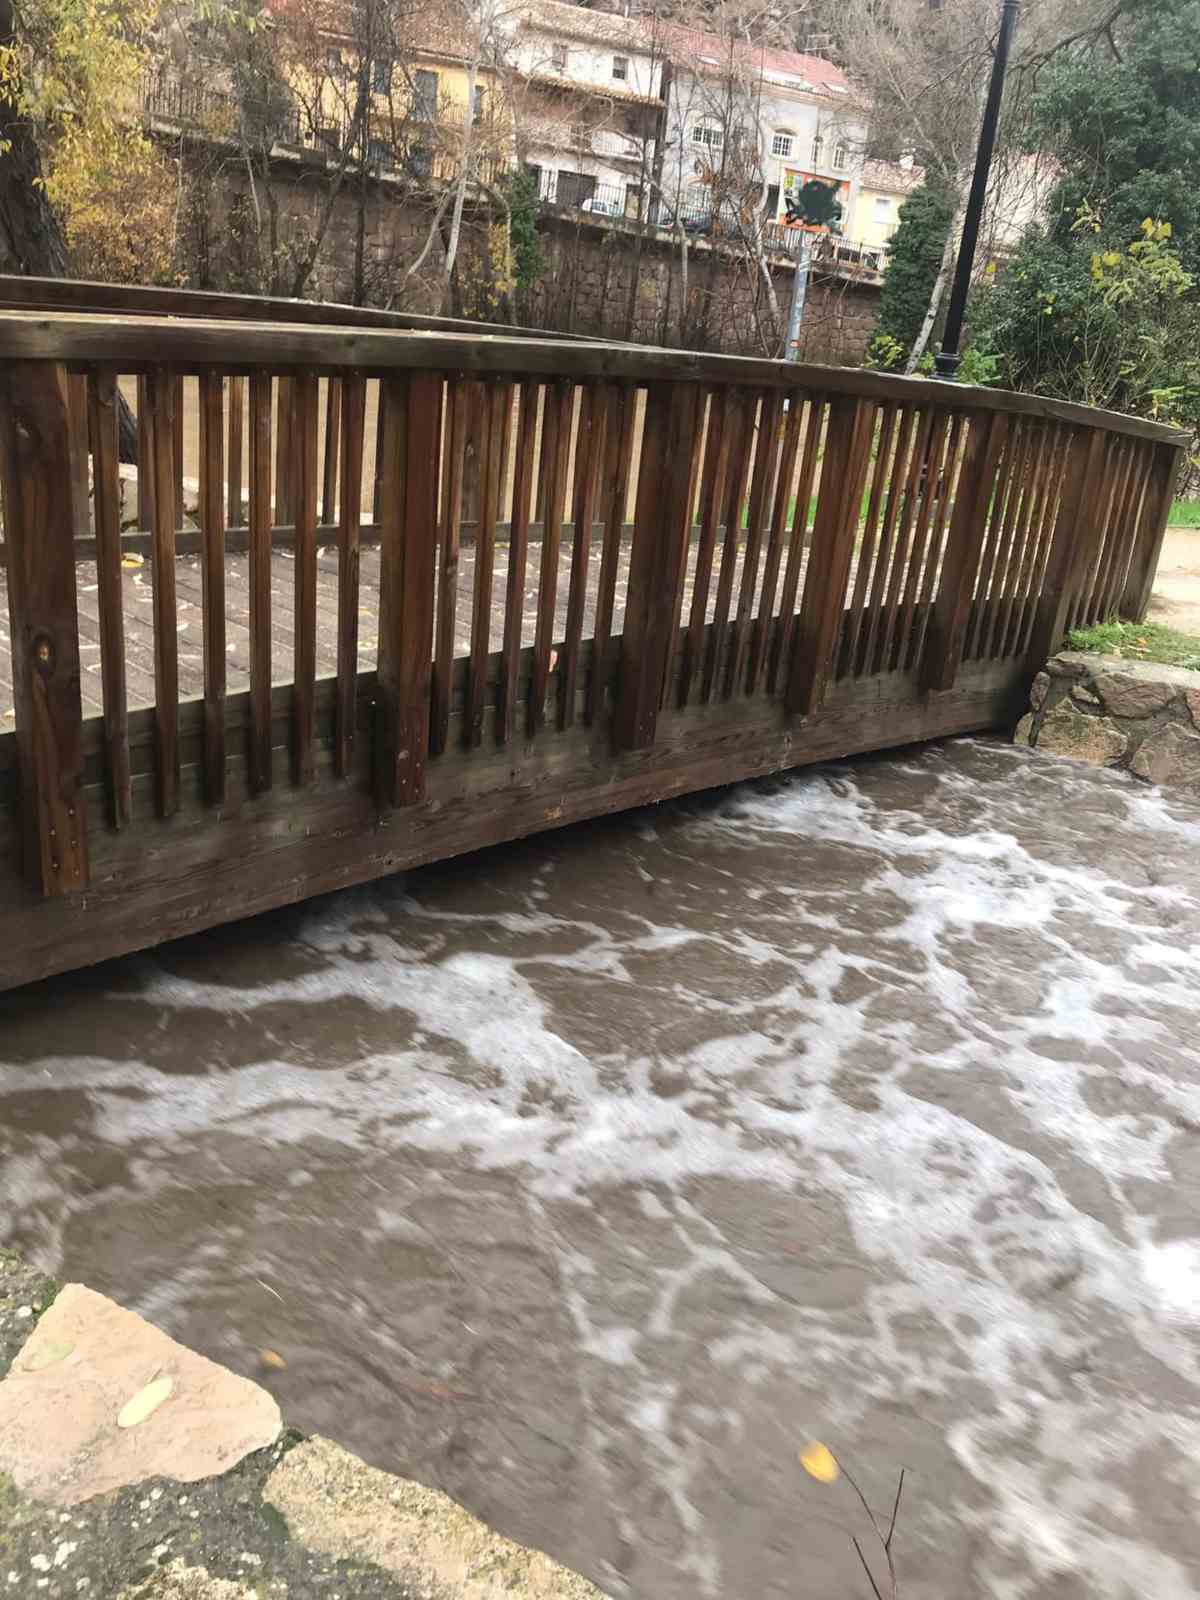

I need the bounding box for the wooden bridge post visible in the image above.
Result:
[613,381,703,752]
[1024,426,1108,667]
[1120,439,1185,621]
[0,361,89,895]
[920,410,1009,692]
[375,371,442,808]
[785,395,876,718]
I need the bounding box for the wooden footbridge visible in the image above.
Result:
[0,279,1184,990]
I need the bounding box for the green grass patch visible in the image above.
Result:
[1168,500,1200,527]
[1066,617,1200,668]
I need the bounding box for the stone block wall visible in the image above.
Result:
[1016,652,1200,792]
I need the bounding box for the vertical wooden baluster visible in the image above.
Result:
[908,412,965,670]
[1026,427,1109,667]
[499,378,539,744]
[681,388,730,708]
[840,401,896,679]
[727,388,783,697]
[247,371,273,793]
[588,380,635,726]
[291,372,319,787]
[376,372,441,808]
[890,410,950,672]
[1089,435,1136,622]
[919,411,1010,691]
[460,379,486,529]
[703,390,752,703]
[1098,440,1148,621]
[144,367,179,817]
[876,408,934,674]
[748,388,804,693]
[1120,439,1185,621]
[613,382,703,751]
[859,404,916,677]
[172,374,185,533]
[0,361,89,893]
[432,378,467,756]
[137,375,155,536]
[1068,433,1122,632]
[275,375,295,528]
[530,378,570,737]
[88,369,131,829]
[467,378,510,747]
[226,374,245,527]
[786,395,877,716]
[978,417,1034,658]
[964,416,1020,662]
[561,381,605,728]
[1013,427,1069,657]
[198,370,227,806]
[1002,422,1059,658]
[372,379,387,521]
[770,394,826,693]
[66,373,90,541]
[322,376,342,527]
[335,374,366,778]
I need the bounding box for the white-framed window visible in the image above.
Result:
[833,143,848,170]
[550,42,568,72]
[873,195,890,218]
[613,55,628,80]
[372,58,392,94]
[691,119,724,153]
[811,132,824,165]
[770,130,794,158]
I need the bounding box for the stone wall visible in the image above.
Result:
[1015,652,1200,792]
[180,160,879,361]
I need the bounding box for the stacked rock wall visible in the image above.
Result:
[1015,652,1200,791]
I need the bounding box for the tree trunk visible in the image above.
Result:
[906,187,967,373]
[0,0,138,460]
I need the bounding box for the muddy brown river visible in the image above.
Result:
[3,738,1199,1599]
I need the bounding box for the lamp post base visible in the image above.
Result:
[934,349,962,382]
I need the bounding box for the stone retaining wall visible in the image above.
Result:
[1015,651,1200,791]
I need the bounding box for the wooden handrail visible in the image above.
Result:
[0,310,1184,447]
[0,273,598,343]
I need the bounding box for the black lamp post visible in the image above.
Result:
[934,0,1020,381]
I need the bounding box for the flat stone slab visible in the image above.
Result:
[0,1284,281,1506]
[265,1435,606,1599]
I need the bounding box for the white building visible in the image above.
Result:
[507,2,870,241]
[509,0,666,217]
[659,30,868,236]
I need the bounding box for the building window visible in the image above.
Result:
[368,137,393,168]
[373,59,392,94]
[613,55,628,80]
[414,69,438,119]
[473,85,486,118]
[326,46,344,76]
[690,120,724,153]
[764,182,780,217]
[770,131,794,158]
[810,133,824,165]
[551,42,568,72]
[833,143,848,170]
[873,195,890,218]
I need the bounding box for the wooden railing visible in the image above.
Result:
[0,303,1185,989]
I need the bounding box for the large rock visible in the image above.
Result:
[1185,688,1200,731]
[265,1435,606,1599]
[1130,723,1200,788]
[1093,672,1179,718]
[0,1284,281,1506]
[1036,704,1128,766]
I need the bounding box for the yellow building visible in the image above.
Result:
[848,156,923,255]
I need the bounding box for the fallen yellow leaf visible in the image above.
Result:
[799,1441,839,1483]
[258,1348,287,1371]
[121,553,144,570]
[117,1375,173,1428]
[21,1338,74,1372]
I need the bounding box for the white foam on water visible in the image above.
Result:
[4,739,1200,1598]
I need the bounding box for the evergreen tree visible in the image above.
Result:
[866,177,956,369]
